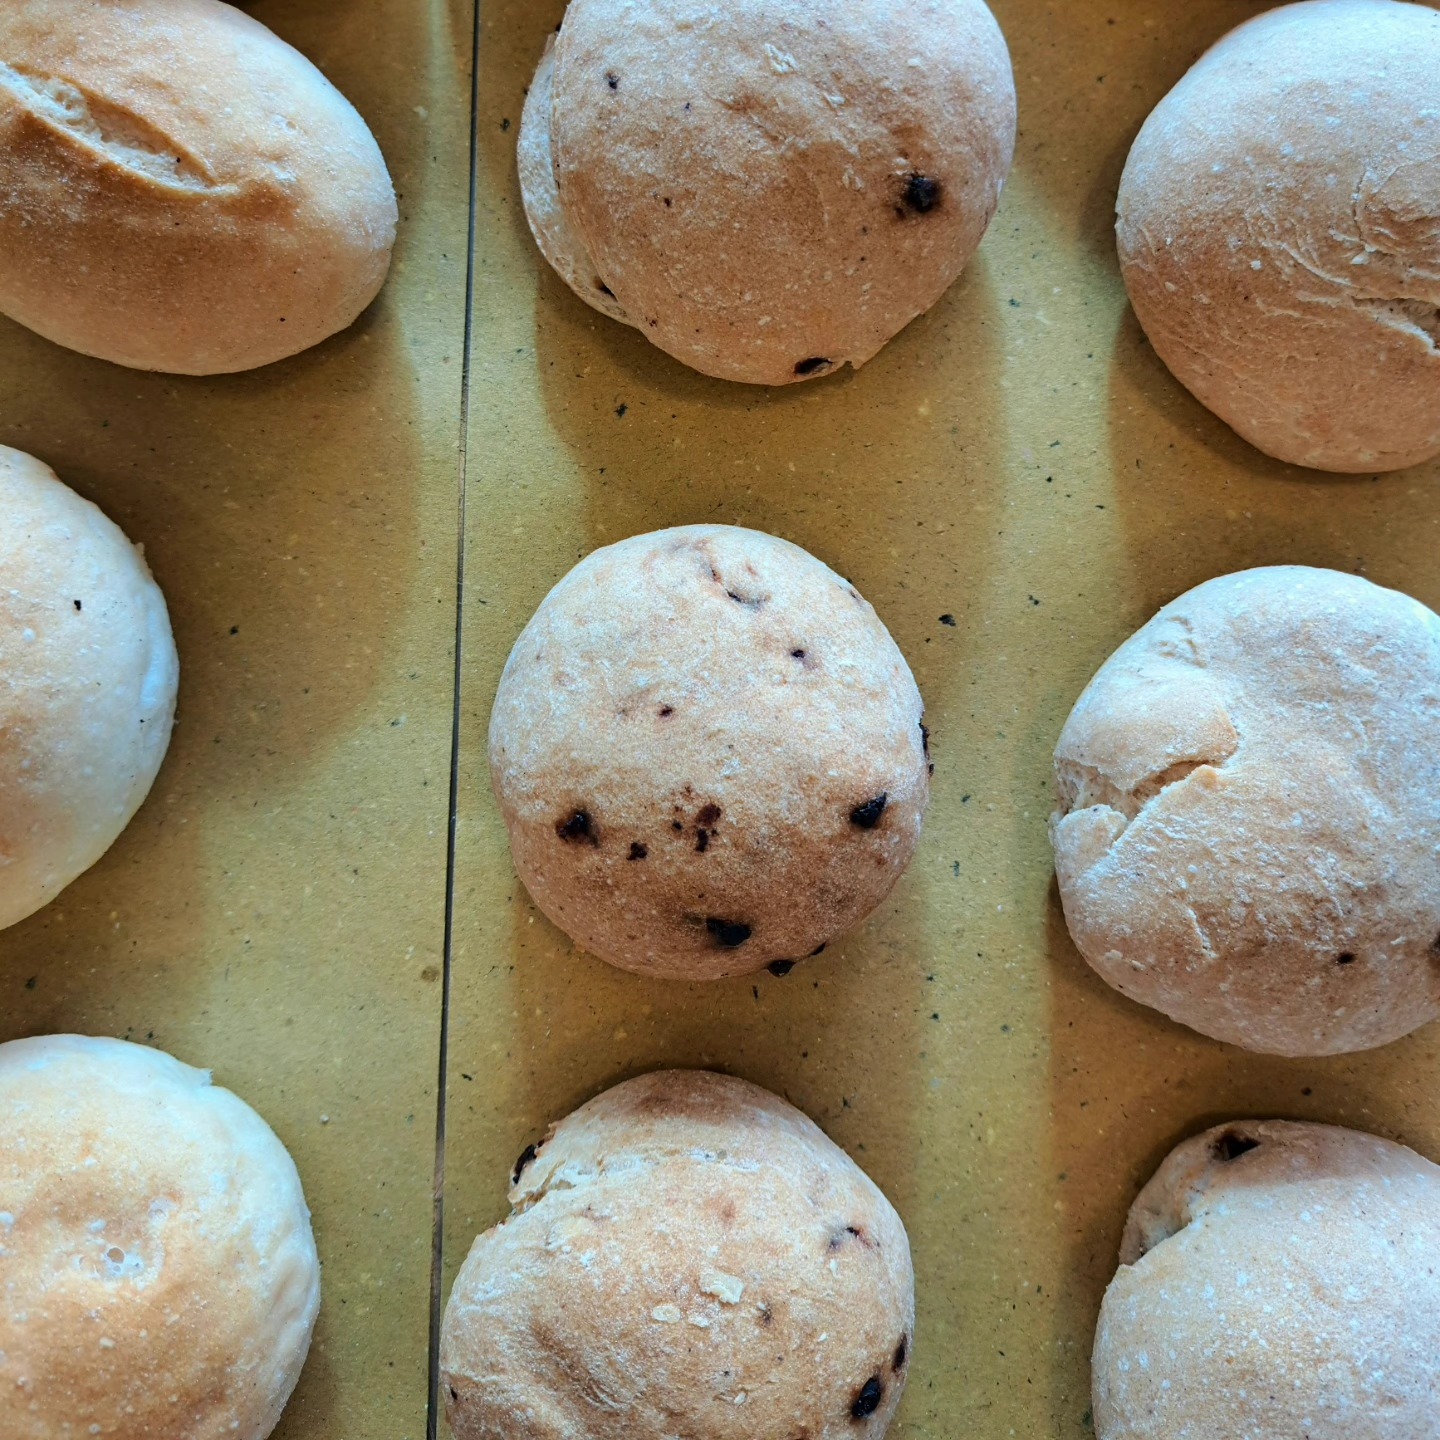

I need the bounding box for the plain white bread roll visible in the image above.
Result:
[1117,0,1440,472]
[1051,566,1440,1057]
[534,0,1016,385]
[1094,1120,1440,1439]
[0,1034,321,1440]
[0,446,178,930]
[0,0,398,374]
[441,1070,915,1440]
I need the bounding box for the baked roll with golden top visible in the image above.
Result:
[0,1034,321,1440]
[0,0,397,373]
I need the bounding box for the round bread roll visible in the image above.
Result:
[1094,1119,1440,1439]
[1050,565,1440,1057]
[0,446,178,931]
[519,37,635,329]
[0,1034,321,1440]
[1116,0,1440,473]
[441,1070,915,1440]
[0,0,397,374]
[488,525,930,980]
[532,0,1015,385]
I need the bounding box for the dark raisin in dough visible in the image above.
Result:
[851,1375,885,1419]
[706,918,752,948]
[851,795,888,829]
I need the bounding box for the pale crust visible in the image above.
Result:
[1117,0,1440,472]
[1095,1120,1440,1440]
[1050,566,1440,1057]
[488,525,930,980]
[0,0,397,374]
[0,1035,321,1440]
[518,37,635,327]
[0,446,178,931]
[441,1070,915,1440]
[547,0,1016,385]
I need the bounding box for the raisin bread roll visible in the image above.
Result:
[523,0,1015,384]
[489,525,930,980]
[1095,1120,1440,1439]
[442,1071,915,1440]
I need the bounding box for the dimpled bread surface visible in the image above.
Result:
[0,1034,321,1440]
[441,1070,915,1440]
[1117,0,1440,472]
[1051,566,1440,1057]
[548,0,1017,384]
[1094,1120,1440,1440]
[488,525,930,980]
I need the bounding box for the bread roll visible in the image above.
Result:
[0,0,397,374]
[0,446,178,931]
[528,0,1015,385]
[1117,0,1440,472]
[441,1070,915,1440]
[0,1034,321,1440]
[1050,566,1440,1056]
[1094,1120,1440,1439]
[519,37,635,328]
[488,525,930,980]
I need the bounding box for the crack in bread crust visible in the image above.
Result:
[0,62,217,188]
[1054,756,1221,825]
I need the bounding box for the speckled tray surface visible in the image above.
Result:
[0,2,472,1437]
[450,3,1440,1437]
[2,2,1438,1439]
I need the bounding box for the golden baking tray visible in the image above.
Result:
[3,2,1438,1439]
[0,2,473,1437]
[447,2,1440,1438]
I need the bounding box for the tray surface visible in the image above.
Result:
[450,3,1440,1436]
[1,3,1437,1438]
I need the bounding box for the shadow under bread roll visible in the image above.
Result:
[0,0,397,374]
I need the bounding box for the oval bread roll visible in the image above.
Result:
[441,1070,915,1440]
[1094,1120,1440,1439]
[0,446,178,931]
[538,0,1016,384]
[488,525,930,980]
[0,0,398,373]
[0,1034,321,1440]
[1051,566,1440,1057]
[1117,0,1440,472]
